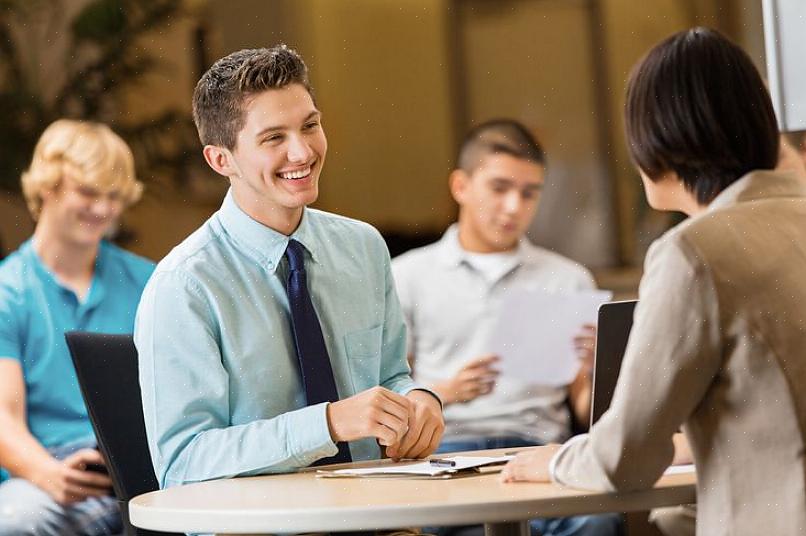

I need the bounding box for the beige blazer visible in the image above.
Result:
[552,171,806,535]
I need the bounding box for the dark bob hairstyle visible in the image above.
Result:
[625,27,779,205]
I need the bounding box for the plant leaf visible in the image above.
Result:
[71,0,126,43]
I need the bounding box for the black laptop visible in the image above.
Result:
[590,300,637,427]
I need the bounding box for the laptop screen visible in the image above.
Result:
[590,300,637,427]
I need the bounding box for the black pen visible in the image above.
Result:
[429,458,457,467]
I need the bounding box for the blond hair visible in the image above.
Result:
[21,119,143,219]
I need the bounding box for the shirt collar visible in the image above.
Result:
[707,170,806,213]
[216,189,320,273]
[706,173,753,212]
[435,224,527,268]
[22,239,107,308]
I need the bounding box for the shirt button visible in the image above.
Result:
[267,261,274,269]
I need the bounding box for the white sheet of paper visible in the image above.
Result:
[488,289,613,386]
[663,464,696,475]
[316,455,513,478]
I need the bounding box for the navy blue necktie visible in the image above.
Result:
[285,239,352,465]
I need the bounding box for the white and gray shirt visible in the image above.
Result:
[392,225,596,445]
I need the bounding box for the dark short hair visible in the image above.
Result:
[457,119,546,173]
[192,44,312,150]
[625,27,779,205]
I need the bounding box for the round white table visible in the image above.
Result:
[129,448,696,536]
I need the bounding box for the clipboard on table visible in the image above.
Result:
[315,455,514,479]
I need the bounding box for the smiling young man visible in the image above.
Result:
[135,45,443,490]
[392,119,622,536]
[0,119,154,536]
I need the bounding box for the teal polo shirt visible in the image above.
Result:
[0,240,154,453]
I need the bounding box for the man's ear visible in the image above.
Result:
[449,168,470,205]
[39,178,62,204]
[203,145,242,178]
[40,187,55,202]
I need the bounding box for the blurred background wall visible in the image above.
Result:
[0,0,767,293]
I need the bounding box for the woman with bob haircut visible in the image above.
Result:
[501,27,806,535]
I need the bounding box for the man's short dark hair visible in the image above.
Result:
[457,119,546,173]
[625,27,779,205]
[192,44,312,150]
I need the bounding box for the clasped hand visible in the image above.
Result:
[326,386,444,459]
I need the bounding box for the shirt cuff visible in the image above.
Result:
[291,402,339,466]
[549,433,588,484]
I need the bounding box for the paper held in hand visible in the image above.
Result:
[316,455,514,479]
[663,464,695,475]
[488,289,613,386]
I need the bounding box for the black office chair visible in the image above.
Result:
[66,332,179,536]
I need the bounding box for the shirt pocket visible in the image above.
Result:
[344,325,383,393]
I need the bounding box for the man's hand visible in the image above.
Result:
[386,390,444,460]
[569,324,597,427]
[326,386,412,447]
[499,445,561,483]
[573,324,597,377]
[34,449,114,505]
[672,432,693,465]
[431,354,499,405]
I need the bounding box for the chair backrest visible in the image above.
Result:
[590,300,637,427]
[66,331,179,536]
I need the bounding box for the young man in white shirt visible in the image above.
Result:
[392,119,621,536]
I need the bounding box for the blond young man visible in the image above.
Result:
[0,120,155,536]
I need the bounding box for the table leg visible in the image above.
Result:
[484,520,529,536]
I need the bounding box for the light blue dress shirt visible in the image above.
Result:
[135,190,420,488]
